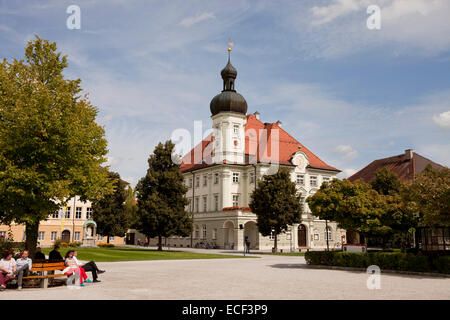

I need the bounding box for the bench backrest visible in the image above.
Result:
[31,262,65,272]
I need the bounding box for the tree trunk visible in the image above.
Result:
[274,234,278,252]
[158,235,163,251]
[107,236,110,244]
[25,221,39,258]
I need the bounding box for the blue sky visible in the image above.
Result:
[1,0,449,185]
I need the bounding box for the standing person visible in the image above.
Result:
[15,250,32,290]
[245,239,251,254]
[49,245,63,261]
[64,250,88,286]
[34,247,46,260]
[72,251,105,283]
[0,252,16,291]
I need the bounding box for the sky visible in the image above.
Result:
[1,0,449,186]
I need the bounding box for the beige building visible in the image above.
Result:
[0,196,124,247]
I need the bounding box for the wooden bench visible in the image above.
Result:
[22,261,67,288]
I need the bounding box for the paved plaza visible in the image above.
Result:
[2,250,449,300]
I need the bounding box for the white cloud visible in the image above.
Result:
[287,0,450,58]
[433,111,450,129]
[337,168,358,179]
[179,12,215,27]
[334,144,359,160]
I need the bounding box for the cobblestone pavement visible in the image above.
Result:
[2,252,449,300]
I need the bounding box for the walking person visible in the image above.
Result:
[0,251,16,291]
[14,250,32,290]
[73,251,105,283]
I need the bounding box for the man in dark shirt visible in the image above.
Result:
[48,246,63,261]
[34,247,46,260]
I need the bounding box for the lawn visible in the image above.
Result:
[260,252,306,256]
[41,246,254,262]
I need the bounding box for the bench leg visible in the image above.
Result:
[40,277,49,288]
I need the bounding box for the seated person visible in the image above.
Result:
[34,247,46,260]
[49,245,63,261]
[0,251,16,291]
[72,250,105,283]
[64,250,88,286]
[15,250,32,290]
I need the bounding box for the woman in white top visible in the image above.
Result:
[0,251,16,291]
[64,250,88,286]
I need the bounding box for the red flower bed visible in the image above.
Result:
[222,206,252,212]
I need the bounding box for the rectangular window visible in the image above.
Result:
[195,197,199,213]
[0,231,6,239]
[195,176,200,188]
[269,230,275,240]
[194,226,199,239]
[214,194,219,211]
[98,234,103,241]
[76,207,82,219]
[86,208,92,219]
[202,225,207,239]
[297,174,304,185]
[203,175,207,186]
[189,178,193,188]
[38,231,45,241]
[110,236,115,242]
[74,232,80,241]
[65,207,71,219]
[203,196,207,212]
[214,173,219,184]
[212,228,217,240]
[310,176,318,187]
[325,228,332,241]
[232,194,239,207]
[51,231,57,241]
[232,172,239,183]
[233,124,239,134]
[323,177,330,184]
[250,172,255,184]
[52,211,59,219]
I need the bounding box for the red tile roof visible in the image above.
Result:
[180,113,340,173]
[347,151,446,183]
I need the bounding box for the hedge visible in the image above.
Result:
[305,251,450,274]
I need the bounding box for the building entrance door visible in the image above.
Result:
[61,230,71,242]
[298,225,307,247]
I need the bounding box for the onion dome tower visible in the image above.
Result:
[210,43,247,165]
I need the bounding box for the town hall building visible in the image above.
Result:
[150,54,345,251]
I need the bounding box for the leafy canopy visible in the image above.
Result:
[136,141,192,249]
[249,167,302,249]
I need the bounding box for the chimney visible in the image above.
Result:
[405,149,413,160]
[276,120,282,128]
[254,111,260,120]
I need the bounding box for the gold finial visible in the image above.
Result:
[227,39,234,52]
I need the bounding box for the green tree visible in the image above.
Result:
[371,168,417,247]
[124,185,138,229]
[91,171,131,243]
[307,179,392,245]
[404,165,450,227]
[136,141,192,251]
[371,168,401,195]
[0,36,111,255]
[249,168,302,251]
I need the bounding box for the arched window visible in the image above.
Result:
[325,227,332,241]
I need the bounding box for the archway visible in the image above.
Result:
[244,221,259,250]
[298,224,307,247]
[223,221,235,249]
[61,230,71,242]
